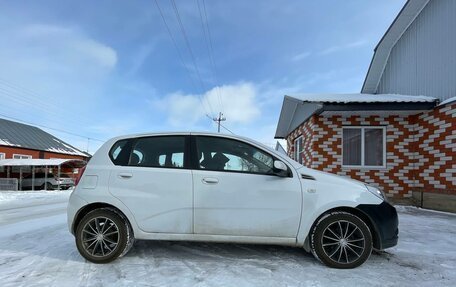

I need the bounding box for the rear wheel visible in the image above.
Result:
[75,208,133,263]
[310,211,372,269]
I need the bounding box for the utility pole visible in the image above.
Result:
[213,112,226,133]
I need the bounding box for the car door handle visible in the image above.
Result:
[118,172,133,179]
[202,177,219,184]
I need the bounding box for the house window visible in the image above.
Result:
[294,136,303,164]
[13,154,32,159]
[342,127,386,168]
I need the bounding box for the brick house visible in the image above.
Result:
[0,118,90,161]
[275,0,455,210]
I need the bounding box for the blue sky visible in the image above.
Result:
[0,0,405,153]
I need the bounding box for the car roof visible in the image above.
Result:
[105,132,278,157]
[108,131,255,143]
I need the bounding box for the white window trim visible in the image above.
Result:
[341,126,387,169]
[0,152,5,160]
[294,136,303,164]
[12,154,32,159]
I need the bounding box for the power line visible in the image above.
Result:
[0,88,90,131]
[0,78,66,113]
[0,113,105,143]
[169,0,215,117]
[219,122,234,134]
[198,0,224,112]
[154,0,213,118]
[0,79,100,131]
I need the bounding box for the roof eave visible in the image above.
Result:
[322,101,437,112]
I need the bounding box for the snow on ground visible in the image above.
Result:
[0,189,70,206]
[0,192,455,287]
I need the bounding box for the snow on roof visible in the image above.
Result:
[438,96,456,106]
[0,158,86,167]
[286,93,437,104]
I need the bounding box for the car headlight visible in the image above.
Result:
[365,185,386,201]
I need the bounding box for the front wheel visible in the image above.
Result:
[75,208,133,263]
[310,211,373,269]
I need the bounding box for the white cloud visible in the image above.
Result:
[156,82,261,127]
[72,38,117,68]
[0,22,122,153]
[17,24,117,69]
[291,51,311,62]
[291,40,367,62]
[319,39,367,55]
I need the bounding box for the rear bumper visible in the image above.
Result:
[67,192,88,235]
[356,201,399,250]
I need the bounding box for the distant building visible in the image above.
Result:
[275,0,455,211]
[0,118,91,161]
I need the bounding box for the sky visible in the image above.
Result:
[0,0,406,153]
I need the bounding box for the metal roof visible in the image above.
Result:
[361,0,430,93]
[0,118,90,157]
[274,93,437,139]
[0,158,86,167]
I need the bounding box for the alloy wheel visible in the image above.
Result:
[320,220,365,264]
[81,217,120,257]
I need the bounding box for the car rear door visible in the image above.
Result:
[108,135,193,234]
[191,135,302,238]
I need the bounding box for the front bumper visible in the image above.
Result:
[356,201,399,250]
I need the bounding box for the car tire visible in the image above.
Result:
[75,208,134,264]
[310,211,372,269]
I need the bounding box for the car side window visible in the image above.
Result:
[128,136,185,168]
[196,136,274,175]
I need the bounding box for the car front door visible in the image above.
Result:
[192,136,302,238]
[108,135,193,234]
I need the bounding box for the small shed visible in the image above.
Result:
[0,159,87,191]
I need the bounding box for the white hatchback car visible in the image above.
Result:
[68,132,398,268]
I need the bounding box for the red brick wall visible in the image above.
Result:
[414,103,456,195]
[0,146,88,161]
[286,102,456,199]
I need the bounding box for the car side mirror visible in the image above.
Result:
[273,160,289,177]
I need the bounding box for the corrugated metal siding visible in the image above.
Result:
[377,0,456,101]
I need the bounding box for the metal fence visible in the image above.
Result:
[0,178,18,191]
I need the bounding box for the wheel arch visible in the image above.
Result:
[303,206,381,252]
[72,202,134,236]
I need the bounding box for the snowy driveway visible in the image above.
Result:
[0,191,455,287]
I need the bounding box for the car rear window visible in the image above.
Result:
[109,139,133,166]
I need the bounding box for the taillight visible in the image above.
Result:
[75,166,86,186]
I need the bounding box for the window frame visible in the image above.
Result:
[341,126,387,169]
[13,154,32,159]
[0,152,5,160]
[191,135,293,177]
[293,136,303,164]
